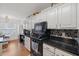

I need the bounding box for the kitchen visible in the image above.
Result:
[0,3,79,56]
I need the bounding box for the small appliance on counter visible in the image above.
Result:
[30,22,50,56]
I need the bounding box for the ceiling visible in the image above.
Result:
[0,3,51,20]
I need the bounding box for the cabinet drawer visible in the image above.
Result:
[43,48,54,56]
[43,43,55,53]
[55,48,73,56]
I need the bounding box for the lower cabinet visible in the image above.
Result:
[24,36,30,51]
[43,48,54,56]
[43,43,74,56]
[43,43,55,56]
[55,48,74,56]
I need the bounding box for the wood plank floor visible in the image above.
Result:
[2,39,30,56]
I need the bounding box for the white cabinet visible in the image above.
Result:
[24,36,30,51]
[77,4,79,29]
[34,12,47,23]
[30,3,77,29]
[43,43,74,56]
[31,16,35,29]
[43,43,55,56]
[47,7,58,29]
[31,8,47,29]
[58,4,77,29]
[43,48,54,56]
[46,4,77,29]
[31,15,39,29]
[38,12,47,22]
[28,17,32,30]
[55,48,74,56]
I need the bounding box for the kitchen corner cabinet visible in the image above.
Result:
[47,7,58,29]
[58,4,77,29]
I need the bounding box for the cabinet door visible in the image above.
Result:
[58,4,77,29]
[47,7,58,29]
[43,48,54,56]
[77,4,79,29]
[43,43,55,53]
[43,43,55,56]
[26,17,32,30]
[32,15,39,27]
[55,48,73,56]
[24,37,30,51]
[31,16,38,29]
[38,12,47,22]
[31,17,35,29]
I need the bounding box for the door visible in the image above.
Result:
[47,7,58,29]
[58,4,77,29]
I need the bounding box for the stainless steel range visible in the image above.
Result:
[30,22,50,56]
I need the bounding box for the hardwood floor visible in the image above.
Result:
[2,39,30,56]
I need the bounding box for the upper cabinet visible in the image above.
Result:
[39,11,47,22]
[34,12,47,23]
[58,4,77,29]
[77,4,79,29]
[25,17,32,30]
[31,11,47,29]
[30,3,77,29]
[47,7,58,29]
[47,4,77,29]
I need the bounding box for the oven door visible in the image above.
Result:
[32,41,38,53]
[31,38,43,56]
